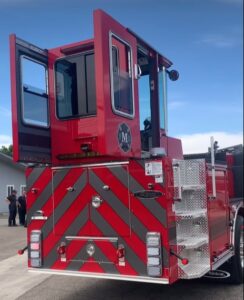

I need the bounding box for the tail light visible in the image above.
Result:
[146,232,162,277]
[117,244,125,266]
[57,242,67,262]
[30,230,42,267]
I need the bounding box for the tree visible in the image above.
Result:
[0,145,13,156]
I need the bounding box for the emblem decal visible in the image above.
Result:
[118,123,132,152]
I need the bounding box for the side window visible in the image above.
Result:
[20,185,26,195]
[7,185,14,196]
[21,57,49,127]
[158,68,167,131]
[55,52,96,119]
[110,33,134,118]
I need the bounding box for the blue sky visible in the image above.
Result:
[0,0,243,153]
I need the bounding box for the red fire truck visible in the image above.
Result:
[10,10,243,284]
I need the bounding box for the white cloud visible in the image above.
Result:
[168,101,186,110]
[0,135,12,147]
[178,131,243,154]
[0,106,11,118]
[197,34,242,48]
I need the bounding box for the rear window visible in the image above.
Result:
[110,34,134,118]
[55,52,96,119]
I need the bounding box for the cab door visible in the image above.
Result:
[94,10,141,157]
[10,35,51,163]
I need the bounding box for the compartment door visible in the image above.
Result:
[10,35,51,163]
[52,167,90,237]
[89,164,131,237]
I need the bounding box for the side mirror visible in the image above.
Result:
[168,69,179,81]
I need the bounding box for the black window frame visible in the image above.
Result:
[55,50,97,121]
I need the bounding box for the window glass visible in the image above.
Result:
[21,57,48,127]
[139,75,151,130]
[111,36,134,117]
[22,58,46,91]
[158,68,167,130]
[55,52,96,119]
[20,185,26,195]
[23,91,48,126]
[7,185,14,196]
[139,74,152,152]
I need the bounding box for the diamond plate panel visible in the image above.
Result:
[172,159,210,279]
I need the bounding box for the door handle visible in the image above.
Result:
[92,195,103,208]
[31,210,48,220]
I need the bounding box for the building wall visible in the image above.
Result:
[0,160,26,213]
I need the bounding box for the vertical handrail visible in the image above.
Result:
[178,165,182,200]
[210,136,216,198]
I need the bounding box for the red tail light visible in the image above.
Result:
[57,245,66,255]
[117,244,125,266]
[57,243,67,262]
[117,247,125,258]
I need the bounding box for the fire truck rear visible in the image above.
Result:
[10,10,243,285]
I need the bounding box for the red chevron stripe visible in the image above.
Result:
[27,168,52,210]
[89,185,146,263]
[42,185,91,257]
[90,221,138,275]
[26,167,33,178]
[28,163,169,278]
[129,160,167,208]
[92,167,130,208]
[28,168,85,239]
[50,219,139,276]
[42,168,85,218]
[79,257,105,273]
[98,166,168,240]
[50,222,91,270]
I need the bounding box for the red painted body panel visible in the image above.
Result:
[9,34,19,162]
[26,158,178,283]
[44,10,142,166]
[161,136,183,160]
[48,41,100,166]
[226,153,235,198]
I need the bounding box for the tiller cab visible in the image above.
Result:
[10,10,243,284]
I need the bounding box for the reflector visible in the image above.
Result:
[30,234,40,242]
[30,251,40,258]
[148,257,160,266]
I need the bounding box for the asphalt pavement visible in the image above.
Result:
[0,216,243,300]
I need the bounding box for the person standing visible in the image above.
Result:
[6,190,17,227]
[17,190,27,226]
